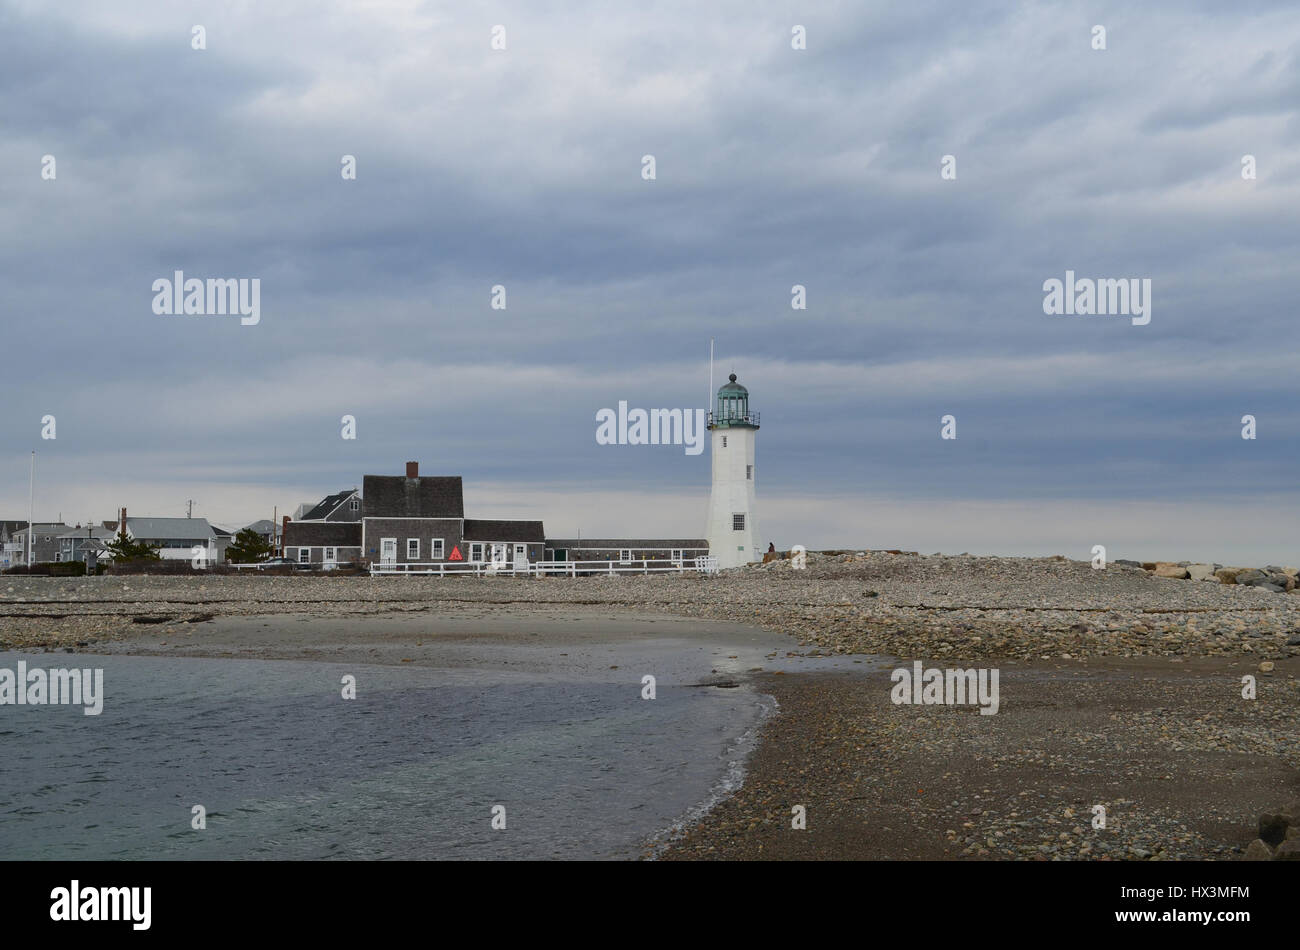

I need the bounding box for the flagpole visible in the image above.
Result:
[708,338,714,421]
[27,451,35,567]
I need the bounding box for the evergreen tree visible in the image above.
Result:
[226,527,276,563]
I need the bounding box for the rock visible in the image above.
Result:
[1259,813,1290,846]
[1274,840,1300,861]
[1287,636,1300,646]
[1215,568,1240,584]
[1115,559,1141,568]
[1141,562,1157,571]
[1154,564,1190,579]
[762,552,779,564]
[1236,569,1267,586]
[1258,661,1275,673]
[1187,563,1216,581]
[1243,839,1275,861]
[1257,583,1286,594]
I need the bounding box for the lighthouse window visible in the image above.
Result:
[732,514,745,531]
[722,436,727,448]
[746,464,752,480]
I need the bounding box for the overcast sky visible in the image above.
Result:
[2,0,1298,563]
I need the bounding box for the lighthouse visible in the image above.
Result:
[705,373,760,569]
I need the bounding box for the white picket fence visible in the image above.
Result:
[369,556,718,577]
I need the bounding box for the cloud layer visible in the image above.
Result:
[2,1,1297,561]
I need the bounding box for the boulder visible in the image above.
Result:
[762,552,779,564]
[1237,569,1268,586]
[1115,559,1142,568]
[1243,839,1275,861]
[1274,839,1300,861]
[1259,812,1290,846]
[1258,583,1286,594]
[1187,563,1217,581]
[1215,568,1241,584]
[1154,564,1190,579]
[1141,562,1157,571]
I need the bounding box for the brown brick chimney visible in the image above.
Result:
[406,461,419,478]
[119,507,127,535]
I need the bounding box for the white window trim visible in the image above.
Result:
[431,538,444,559]
[671,549,683,562]
[732,513,746,531]
[324,547,337,562]
[407,538,420,559]
[469,542,483,563]
[619,549,632,563]
[298,548,311,563]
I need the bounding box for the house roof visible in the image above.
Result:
[463,519,546,542]
[126,518,215,540]
[299,490,358,521]
[284,522,362,546]
[544,538,708,549]
[56,527,117,541]
[362,475,463,518]
[244,519,276,533]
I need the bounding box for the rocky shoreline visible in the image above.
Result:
[4,551,1297,662]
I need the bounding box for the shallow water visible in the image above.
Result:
[0,650,771,860]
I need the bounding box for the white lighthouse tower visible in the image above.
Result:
[705,373,760,569]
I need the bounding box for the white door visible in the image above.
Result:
[380,538,397,566]
[513,544,528,571]
[324,547,337,569]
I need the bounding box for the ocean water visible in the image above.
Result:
[0,651,771,860]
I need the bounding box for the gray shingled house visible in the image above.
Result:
[360,462,544,567]
[283,463,543,568]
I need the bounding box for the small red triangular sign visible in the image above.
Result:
[448,545,463,561]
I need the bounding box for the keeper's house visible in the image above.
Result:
[542,539,707,565]
[283,462,544,568]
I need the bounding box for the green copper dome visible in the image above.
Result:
[710,373,759,429]
[718,373,747,395]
